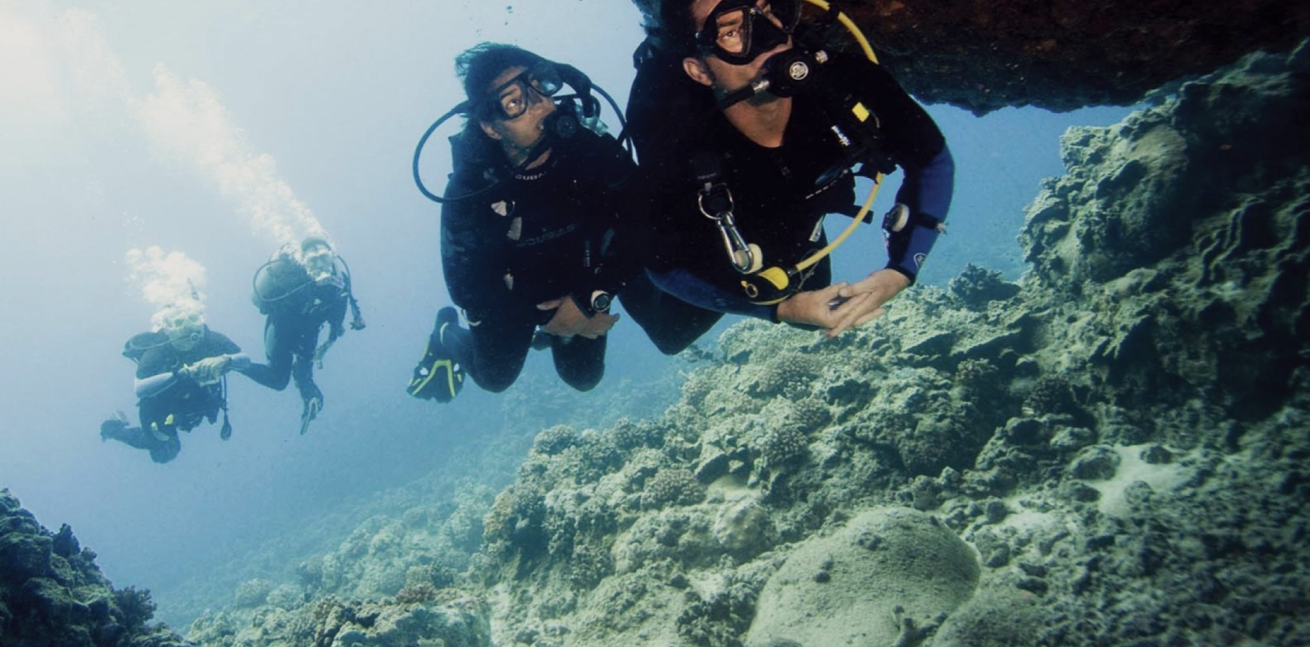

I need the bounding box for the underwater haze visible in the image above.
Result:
[1,0,1134,635]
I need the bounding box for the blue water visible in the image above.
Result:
[0,0,1130,631]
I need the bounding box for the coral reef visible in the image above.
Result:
[0,489,190,646]
[455,44,1310,647]
[172,44,1308,647]
[180,366,675,645]
[184,477,501,647]
[188,590,490,647]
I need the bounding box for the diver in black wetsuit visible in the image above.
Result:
[407,43,642,403]
[624,0,956,345]
[101,305,253,463]
[246,236,364,433]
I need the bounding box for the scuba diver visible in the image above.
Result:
[100,303,253,463]
[407,43,650,402]
[247,236,365,433]
[625,0,955,341]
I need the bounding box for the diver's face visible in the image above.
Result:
[302,243,336,284]
[480,66,557,159]
[165,313,204,352]
[688,0,792,97]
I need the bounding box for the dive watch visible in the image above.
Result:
[587,290,612,316]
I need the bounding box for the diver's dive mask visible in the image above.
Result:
[695,0,800,66]
[301,243,338,286]
[476,62,566,121]
[164,312,205,351]
[475,61,603,168]
[414,59,625,204]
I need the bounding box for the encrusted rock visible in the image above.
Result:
[949,264,1021,309]
[746,508,979,647]
[1069,445,1122,481]
[713,498,775,560]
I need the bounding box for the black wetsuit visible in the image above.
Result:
[628,46,954,329]
[438,128,638,392]
[245,270,348,405]
[109,330,240,463]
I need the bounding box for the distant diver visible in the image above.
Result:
[101,304,254,463]
[408,43,662,402]
[625,0,955,340]
[247,236,365,433]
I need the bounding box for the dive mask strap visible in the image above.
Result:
[554,64,600,120]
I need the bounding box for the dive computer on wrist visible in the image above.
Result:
[589,290,612,315]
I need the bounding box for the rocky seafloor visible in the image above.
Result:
[5,43,1308,647]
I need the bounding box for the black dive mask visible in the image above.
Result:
[502,63,602,169]
[695,0,800,66]
[475,62,564,121]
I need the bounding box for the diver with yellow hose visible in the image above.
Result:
[624,0,954,341]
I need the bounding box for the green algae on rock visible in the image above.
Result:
[0,489,190,647]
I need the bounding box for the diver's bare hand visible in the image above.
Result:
[827,269,910,337]
[776,283,873,333]
[537,297,619,339]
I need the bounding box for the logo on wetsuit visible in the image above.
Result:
[515,222,580,247]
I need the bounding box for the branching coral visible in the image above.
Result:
[531,424,579,456]
[755,425,809,473]
[640,468,705,510]
[112,586,157,631]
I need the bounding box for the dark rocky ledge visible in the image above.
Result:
[0,489,189,647]
[628,0,1310,113]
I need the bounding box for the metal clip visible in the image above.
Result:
[699,185,757,274]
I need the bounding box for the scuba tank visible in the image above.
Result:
[251,251,313,315]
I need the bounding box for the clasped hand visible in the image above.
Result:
[537,296,619,340]
[776,269,910,339]
[179,355,233,385]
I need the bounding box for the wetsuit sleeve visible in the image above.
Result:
[134,371,178,399]
[440,182,508,323]
[649,267,779,322]
[888,145,955,282]
[849,57,955,282]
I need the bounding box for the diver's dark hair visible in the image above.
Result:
[455,42,549,116]
[646,0,698,57]
[449,43,549,169]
